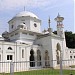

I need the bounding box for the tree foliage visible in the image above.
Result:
[53,31,75,48]
[65,31,75,48]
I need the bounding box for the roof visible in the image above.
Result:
[15,11,39,19]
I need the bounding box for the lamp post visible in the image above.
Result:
[60,50,63,75]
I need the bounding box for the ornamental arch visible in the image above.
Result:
[45,50,50,67]
[37,50,41,66]
[30,49,35,67]
[56,43,61,64]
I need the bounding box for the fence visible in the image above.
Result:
[0,60,75,75]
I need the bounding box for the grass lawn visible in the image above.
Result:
[4,68,75,75]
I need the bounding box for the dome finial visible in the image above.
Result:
[57,13,60,17]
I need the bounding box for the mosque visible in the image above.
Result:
[0,11,75,72]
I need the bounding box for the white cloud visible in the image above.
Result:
[0,0,73,12]
[0,0,58,11]
[45,0,73,10]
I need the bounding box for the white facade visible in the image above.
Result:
[0,11,75,72]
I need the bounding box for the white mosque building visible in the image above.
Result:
[0,11,75,72]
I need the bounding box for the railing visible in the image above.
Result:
[0,62,10,73]
[0,60,75,75]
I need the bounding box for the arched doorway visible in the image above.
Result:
[56,43,61,64]
[30,49,35,67]
[45,50,50,67]
[37,50,41,66]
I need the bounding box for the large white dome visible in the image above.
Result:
[15,11,39,19]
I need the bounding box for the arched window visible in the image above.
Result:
[30,49,35,67]
[22,49,24,58]
[56,43,61,64]
[45,50,50,67]
[8,47,13,50]
[57,43,61,50]
[37,50,41,66]
[11,25,14,29]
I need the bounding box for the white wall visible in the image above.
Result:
[35,35,53,67]
[8,16,41,33]
[9,32,20,41]
[51,37,62,67]
[30,18,41,33]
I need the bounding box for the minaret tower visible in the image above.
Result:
[48,17,50,28]
[55,13,67,61]
[48,17,52,34]
[55,13,64,37]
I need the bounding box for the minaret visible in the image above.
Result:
[55,13,67,61]
[48,17,52,34]
[48,17,50,28]
[55,13,64,37]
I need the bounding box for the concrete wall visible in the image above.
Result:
[9,16,41,33]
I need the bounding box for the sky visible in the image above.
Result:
[0,0,74,34]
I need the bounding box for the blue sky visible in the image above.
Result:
[0,0,74,34]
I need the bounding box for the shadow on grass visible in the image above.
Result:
[0,69,75,75]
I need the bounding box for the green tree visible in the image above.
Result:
[53,31,75,48]
[65,31,75,48]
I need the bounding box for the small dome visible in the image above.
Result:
[15,11,39,19]
[0,35,2,37]
[0,35,4,41]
